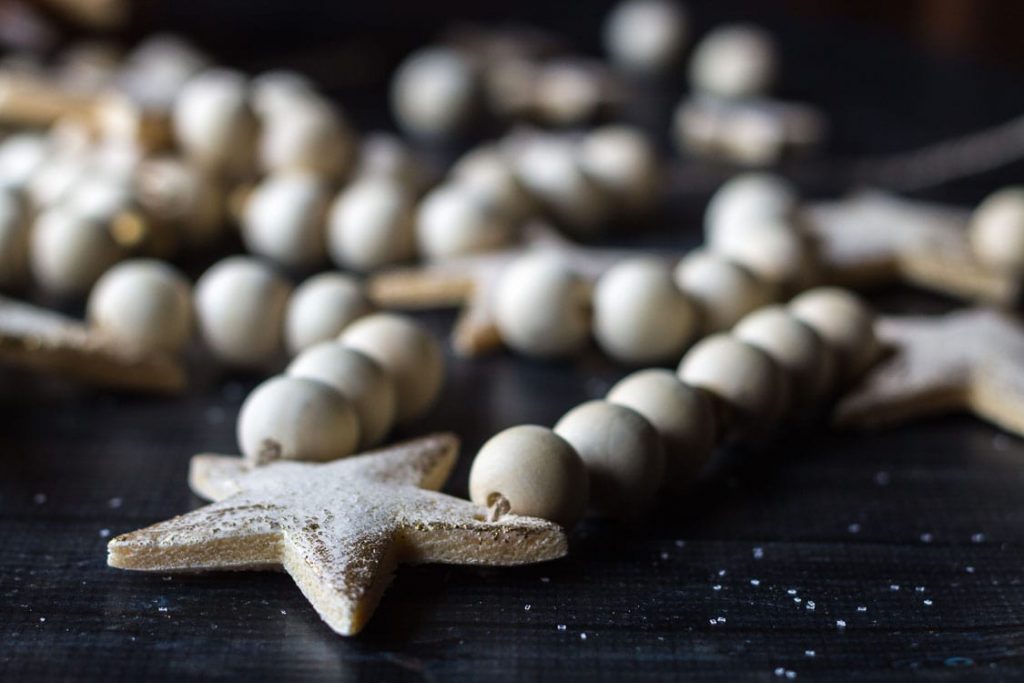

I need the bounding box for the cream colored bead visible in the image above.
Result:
[30,208,123,297]
[391,47,477,138]
[0,133,49,191]
[62,173,134,224]
[172,68,254,176]
[734,305,836,408]
[789,287,878,382]
[705,172,799,249]
[604,0,688,73]
[593,257,698,364]
[136,157,226,248]
[678,333,787,434]
[607,368,717,491]
[469,425,589,529]
[87,259,193,354]
[969,187,1024,273]
[577,125,660,215]
[284,272,370,355]
[251,69,315,119]
[415,184,514,260]
[0,190,29,290]
[28,154,87,208]
[554,400,664,519]
[194,256,292,369]
[338,313,444,424]
[689,24,778,99]
[673,250,772,332]
[713,220,815,291]
[258,96,354,178]
[532,62,603,126]
[287,343,396,448]
[237,375,359,466]
[493,252,591,358]
[326,176,416,271]
[450,145,532,224]
[356,133,425,191]
[241,170,328,270]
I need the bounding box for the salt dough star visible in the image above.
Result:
[834,308,1024,437]
[0,295,185,393]
[367,222,679,356]
[107,434,568,636]
[806,191,1020,306]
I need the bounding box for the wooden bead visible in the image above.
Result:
[603,0,688,74]
[469,424,588,528]
[237,375,359,466]
[734,305,836,408]
[577,125,660,216]
[450,145,532,224]
[172,68,255,176]
[241,170,329,270]
[970,187,1024,274]
[284,272,371,355]
[391,47,478,138]
[0,133,49,191]
[677,333,787,435]
[789,287,878,382]
[705,172,799,249]
[554,400,664,519]
[607,368,716,492]
[673,249,772,332]
[326,176,416,271]
[415,184,514,260]
[30,207,123,297]
[338,313,444,424]
[494,252,591,358]
[713,220,815,291]
[689,24,778,99]
[87,259,193,354]
[593,257,698,364]
[287,343,396,448]
[194,256,292,369]
[258,95,354,178]
[0,189,29,290]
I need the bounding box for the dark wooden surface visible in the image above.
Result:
[4,3,1024,680]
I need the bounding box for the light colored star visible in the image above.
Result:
[834,308,1024,437]
[108,434,568,636]
[806,191,1020,305]
[367,221,678,356]
[0,295,185,393]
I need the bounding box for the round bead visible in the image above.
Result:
[87,259,193,354]
[593,257,698,364]
[30,208,123,297]
[136,157,225,248]
[62,173,134,224]
[577,125,660,216]
[338,313,444,424]
[0,133,49,191]
[734,305,836,407]
[789,287,878,381]
[493,252,591,358]
[391,47,477,138]
[194,256,292,369]
[970,187,1024,273]
[0,189,29,290]
[469,425,588,529]
[604,0,688,74]
[241,170,328,270]
[251,69,315,119]
[237,375,359,466]
[554,400,665,519]
[27,153,87,208]
[172,68,254,176]
[284,272,370,355]
[607,368,716,491]
[326,176,416,271]
[287,343,396,448]
[705,172,799,249]
[450,145,532,224]
[356,132,425,191]
[677,334,787,434]
[713,220,815,291]
[673,250,772,332]
[532,62,604,126]
[415,184,513,260]
[689,24,778,99]
[258,96,353,178]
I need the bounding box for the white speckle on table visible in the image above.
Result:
[805,601,815,611]
[874,471,891,486]
[915,586,926,593]
[580,632,587,640]
[774,667,786,677]
[923,599,933,606]
[98,529,110,538]
[971,533,986,543]
[856,606,867,613]
[848,523,862,534]
[750,579,760,586]
[280,610,287,615]
[158,607,168,612]
[107,497,123,509]
[787,589,797,595]
[524,604,532,611]
[712,584,722,591]
[965,566,976,574]
[836,619,846,629]
[920,533,933,543]
[660,551,670,561]
[804,650,816,658]
[39,617,46,622]
[753,547,764,559]
[786,672,797,680]
[557,624,566,631]
[33,493,46,504]
[793,597,802,604]
[718,569,727,577]
[890,584,901,591]
[675,540,686,548]
[540,577,550,583]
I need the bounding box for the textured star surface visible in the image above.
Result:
[807,191,1020,305]
[834,309,1024,437]
[0,295,185,393]
[108,434,568,636]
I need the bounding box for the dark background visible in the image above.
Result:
[3,1,1024,680]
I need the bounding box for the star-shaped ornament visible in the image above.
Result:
[834,308,1024,437]
[0,295,186,393]
[108,434,568,636]
[367,222,679,356]
[807,191,1020,306]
